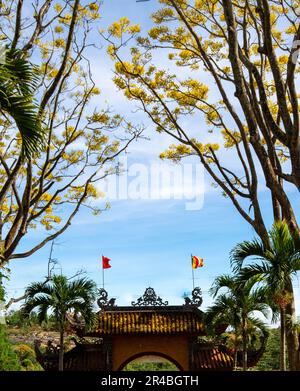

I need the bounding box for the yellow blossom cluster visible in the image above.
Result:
[54,3,62,13]
[54,25,64,34]
[62,150,84,164]
[54,38,65,48]
[89,112,110,124]
[160,141,219,163]
[88,2,99,11]
[115,61,144,77]
[40,214,62,230]
[108,17,140,38]
[91,87,101,95]
[221,130,242,149]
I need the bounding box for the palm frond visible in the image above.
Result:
[22,274,97,331]
[25,281,54,298]
[36,303,50,323]
[68,277,97,301]
[209,274,237,297]
[230,239,267,272]
[247,315,269,336]
[288,253,300,273]
[0,48,45,158]
[269,221,294,257]
[22,295,52,319]
[238,263,270,282]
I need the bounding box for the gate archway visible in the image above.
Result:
[112,334,189,371]
[35,287,238,371]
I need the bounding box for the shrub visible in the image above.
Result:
[13,344,43,371]
[0,325,21,370]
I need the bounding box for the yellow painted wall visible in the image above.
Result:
[112,335,189,371]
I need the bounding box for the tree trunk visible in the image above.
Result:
[286,297,300,370]
[233,328,238,371]
[280,307,287,371]
[242,316,247,371]
[59,322,64,371]
[297,334,300,371]
[234,348,238,371]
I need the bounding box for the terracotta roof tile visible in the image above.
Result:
[88,308,204,336]
[192,345,234,370]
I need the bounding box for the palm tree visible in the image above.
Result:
[231,220,300,371]
[207,274,269,371]
[206,292,241,369]
[22,275,97,371]
[0,48,44,158]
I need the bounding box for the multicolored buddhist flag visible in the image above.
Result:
[102,255,111,269]
[192,255,204,269]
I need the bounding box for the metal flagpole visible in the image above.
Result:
[191,254,195,290]
[102,256,105,289]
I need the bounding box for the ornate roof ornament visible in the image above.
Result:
[97,288,116,309]
[183,287,203,308]
[131,287,168,307]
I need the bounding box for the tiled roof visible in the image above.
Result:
[36,341,234,371]
[192,345,234,371]
[88,307,205,336]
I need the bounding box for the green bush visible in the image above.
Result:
[256,328,280,371]
[124,361,179,371]
[6,309,58,331]
[0,325,21,370]
[6,310,28,328]
[13,344,43,371]
[0,325,43,371]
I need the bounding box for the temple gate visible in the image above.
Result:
[35,287,264,371]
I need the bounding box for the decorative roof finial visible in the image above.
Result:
[131,287,168,307]
[97,288,116,309]
[183,287,203,308]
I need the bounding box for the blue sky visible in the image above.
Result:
[5,0,300,320]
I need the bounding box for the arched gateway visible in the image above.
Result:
[35,287,261,371]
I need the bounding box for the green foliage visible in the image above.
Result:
[231,221,300,297]
[22,274,97,370]
[22,275,97,329]
[256,328,280,371]
[0,325,43,371]
[124,360,179,371]
[207,275,269,337]
[207,274,269,370]
[0,268,10,302]
[0,325,21,370]
[0,279,5,303]
[6,309,57,330]
[6,309,31,328]
[0,49,44,158]
[231,220,300,370]
[13,344,43,371]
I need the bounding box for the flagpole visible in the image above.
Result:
[191,254,195,290]
[102,256,105,289]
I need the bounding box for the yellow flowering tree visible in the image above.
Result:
[106,1,300,242]
[105,0,300,369]
[0,1,140,265]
